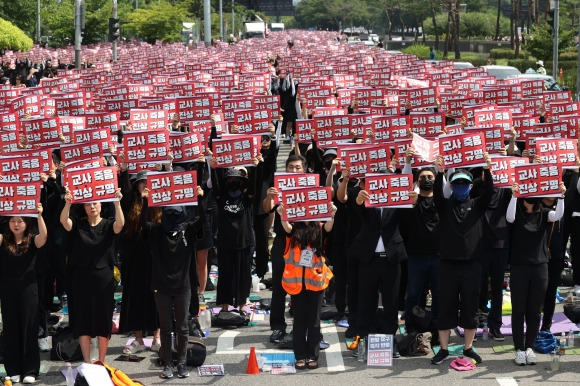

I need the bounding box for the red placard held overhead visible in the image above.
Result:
[535,138,578,168]
[464,126,505,153]
[280,186,332,222]
[411,134,439,163]
[169,131,203,163]
[364,173,413,208]
[371,115,409,143]
[514,163,561,198]
[409,112,446,138]
[21,116,61,147]
[123,130,170,163]
[296,119,314,143]
[233,109,271,135]
[212,135,260,168]
[490,156,529,188]
[147,171,198,207]
[439,132,487,168]
[314,115,352,146]
[273,173,320,204]
[129,109,169,131]
[0,181,42,217]
[64,166,118,204]
[0,156,43,182]
[341,144,391,178]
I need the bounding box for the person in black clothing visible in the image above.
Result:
[280,74,298,142]
[0,204,47,384]
[507,182,566,365]
[60,188,125,363]
[140,189,204,379]
[431,153,493,365]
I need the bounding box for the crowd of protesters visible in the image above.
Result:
[0,31,579,383]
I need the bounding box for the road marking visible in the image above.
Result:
[496,377,518,386]
[322,323,345,372]
[215,330,240,353]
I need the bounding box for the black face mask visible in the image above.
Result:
[524,197,542,206]
[161,207,187,234]
[225,180,242,192]
[419,179,434,191]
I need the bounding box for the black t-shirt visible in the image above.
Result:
[345,186,362,247]
[401,195,440,254]
[216,192,254,250]
[0,234,38,281]
[472,182,512,249]
[69,218,116,270]
[510,207,551,265]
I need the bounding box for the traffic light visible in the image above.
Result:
[108,17,120,42]
[547,9,555,36]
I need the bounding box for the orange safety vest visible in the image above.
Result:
[281,239,333,295]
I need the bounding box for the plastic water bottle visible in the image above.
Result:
[199,309,208,330]
[567,328,575,347]
[65,362,75,386]
[482,322,489,341]
[559,332,566,355]
[357,338,366,362]
[61,293,68,315]
[204,307,212,329]
[252,275,260,293]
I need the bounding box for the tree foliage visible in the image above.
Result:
[523,21,577,62]
[126,1,187,43]
[0,0,36,38]
[0,18,34,51]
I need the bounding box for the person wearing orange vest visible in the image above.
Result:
[277,204,336,370]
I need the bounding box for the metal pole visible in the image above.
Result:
[204,0,211,46]
[219,0,223,41]
[232,0,234,38]
[577,6,580,101]
[136,0,138,9]
[74,0,81,68]
[112,0,118,62]
[36,0,41,43]
[552,0,559,77]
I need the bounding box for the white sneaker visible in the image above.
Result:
[22,376,36,384]
[38,337,50,352]
[258,283,266,290]
[514,349,526,366]
[10,375,21,383]
[525,348,537,365]
[151,340,161,352]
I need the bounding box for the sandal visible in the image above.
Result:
[307,359,319,369]
[123,340,146,355]
[295,359,307,370]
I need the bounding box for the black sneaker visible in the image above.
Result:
[490,327,505,341]
[431,348,449,365]
[393,344,400,359]
[177,364,189,378]
[205,280,215,291]
[345,327,355,339]
[160,364,174,379]
[463,347,482,364]
[270,329,286,343]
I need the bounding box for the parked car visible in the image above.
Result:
[482,65,522,79]
[505,74,568,91]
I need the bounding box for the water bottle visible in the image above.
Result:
[65,362,75,386]
[567,328,575,347]
[204,307,212,329]
[61,293,68,315]
[199,309,208,330]
[252,275,260,293]
[482,322,489,341]
[357,338,366,362]
[550,350,560,371]
[559,332,566,355]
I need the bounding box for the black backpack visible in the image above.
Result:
[50,324,83,362]
[564,303,580,323]
[399,331,432,357]
[212,310,249,328]
[186,337,206,367]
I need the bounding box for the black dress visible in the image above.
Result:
[0,237,40,378]
[68,218,117,338]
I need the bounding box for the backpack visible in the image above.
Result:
[563,303,580,323]
[212,310,249,328]
[186,337,207,367]
[50,324,82,362]
[399,332,432,357]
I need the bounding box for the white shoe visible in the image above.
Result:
[525,348,537,365]
[514,349,526,366]
[22,376,36,384]
[259,283,266,290]
[151,340,161,352]
[10,375,21,383]
[38,337,50,352]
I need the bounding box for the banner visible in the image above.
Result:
[371,115,409,142]
[409,112,446,138]
[169,131,203,163]
[233,109,271,135]
[280,186,332,222]
[364,173,413,208]
[0,156,43,182]
[464,126,504,153]
[314,115,352,146]
[0,181,42,217]
[367,334,394,367]
[296,119,314,143]
[535,138,578,168]
[411,134,439,162]
[21,116,61,147]
[514,163,561,198]
[273,173,320,204]
[473,108,512,132]
[212,135,260,168]
[439,132,487,168]
[490,156,529,188]
[341,144,391,178]
[64,166,118,203]
[123,130,170,163]
[147,170,198,206]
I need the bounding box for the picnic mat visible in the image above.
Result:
[493,344,580,355]
[456,312,578,337]
[432,344,473,356]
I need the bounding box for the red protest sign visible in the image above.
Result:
[296,119,314,143]
[123,130,170,163]
[314,115,352,146]
[254,95,280,121]
[233,109,270,135]
[490,156,529,188]
[169,131,203,163]
[514,163,561,198]
[392,139,432,168]
[21,116,61,147]
[535,138,578,168]
[64,166,118,204]
[59,116,86,144]
[0,156,43,182]
[439,132,487,168]
[10,149,51,173]
[60,142,102,164]
[464,126,505,153]
[147,171,198,207]
[364,173,413,208]
[0,182,42,217]
[73,128,111,154]
[273,173,320,204]
[212,135,260,168]
[341,144,391,178]
[411,134,439,162]
[473,108,512,132]
[371,115,409,143]
[280,186,332,222]
[409,112,446,138]
[85,112,121,134]
[129,109,169,131]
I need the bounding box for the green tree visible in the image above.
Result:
[0,18,34,51]
[0,0,36,38]
[294,0,334,30]
[524,21,576,62]
[126,1,186,43]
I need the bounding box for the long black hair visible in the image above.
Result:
[2,217,34,254]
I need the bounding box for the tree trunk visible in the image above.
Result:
[514,0,521,57]
[430,1,439,50]
[444,10,451,58]
[453,0,460,59]
[544,0,549,22]
[400,12,406,40]
[495,0,501,40]
[421,19,427,44]
[510,0,515,49]
[386,10,393,40]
